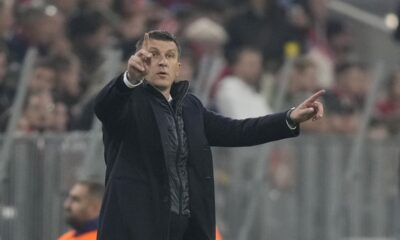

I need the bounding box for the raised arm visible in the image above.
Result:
[94,33,153,124]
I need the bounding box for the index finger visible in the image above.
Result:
[304,89,325,104]
[143,32,150,50]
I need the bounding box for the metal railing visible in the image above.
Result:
[0,133,398,240]
[214,134,400,240]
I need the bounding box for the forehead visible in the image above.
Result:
[69,184,89,197]
[147,39,178,52]
[239,50,262,60]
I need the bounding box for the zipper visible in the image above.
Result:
[153,82,189,215]
[169,86,188,215]
[174,115,184,215]
[166,102,183,215]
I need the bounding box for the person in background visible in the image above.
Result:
[58,180,104,240]
[374,71,400,136]
[285,56,329,133]
[225,0,304,71]
[215,47,272,118]
[28,58,57,94]
[213,46,273,239]
[0,41,14,131]
[184,17,228,107]
[7,4,65,65]
[323,61,370,134]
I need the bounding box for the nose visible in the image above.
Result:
[158,56,168,67]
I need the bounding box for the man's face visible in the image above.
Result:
[145,39,181,93]
[30,66,56,92]
[63,184,98,228]
[234,49,263,85]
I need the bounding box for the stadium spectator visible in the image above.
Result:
[325,19,354,65]
[0,0,15,39]
[284,56,329,132]
[58,180,104,240]
[49,102,69,131]
[184,17,228,106]
[116,13,149,61]
[215,47,272,118]
[66,10,111,91]
[7,4,65,65]
[28,58,57,94]
[323,61,371,134]
[18,91,56,133]
[0,41,14,131]
[225,0,306,71]
[52,55,82,108]
[213,47,273,237]
[80,0,119,30]
[113,0,150,18]
[374,71,400,135]
[307,18,354,89]
[66,10,113,129]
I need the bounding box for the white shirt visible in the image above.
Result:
[215,76,272,119]
[123,72,172,102]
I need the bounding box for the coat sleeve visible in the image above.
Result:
[203,108,299,147]
[94,73,136,125]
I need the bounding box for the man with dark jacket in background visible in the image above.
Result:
[58,180,104,240]
[94,30,324,240]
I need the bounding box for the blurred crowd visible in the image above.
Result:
[0,0,399,137]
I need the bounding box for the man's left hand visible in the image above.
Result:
[290,90,325,124]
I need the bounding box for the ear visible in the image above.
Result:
[175,62,182,78]
[88,199,101,217]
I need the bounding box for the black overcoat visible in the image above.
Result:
[94,74,299,240]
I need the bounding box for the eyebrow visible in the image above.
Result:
[148,47,177,53]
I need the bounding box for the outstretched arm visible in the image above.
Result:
[203,90,325,147]
[204,110,299,147]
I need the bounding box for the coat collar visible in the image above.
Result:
[143,80,190,107]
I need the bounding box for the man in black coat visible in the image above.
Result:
[94,30,324,240]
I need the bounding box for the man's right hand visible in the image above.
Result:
[126,33,152,84]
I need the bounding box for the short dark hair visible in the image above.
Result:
[293,57,316,73]
[335,60,366,77]
[33,57,57,71]
[227,46,262,66]
[76,180,105,200]
[135,30,181,58]
[67,10,108,41]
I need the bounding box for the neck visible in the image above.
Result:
[161,90,171,101]
[71,217,98,236]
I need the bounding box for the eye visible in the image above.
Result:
[166,53,175,59]
[151,51,159,57]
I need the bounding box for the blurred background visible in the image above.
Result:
[0,0,400,239]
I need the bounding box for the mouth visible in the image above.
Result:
[157,71,168,77]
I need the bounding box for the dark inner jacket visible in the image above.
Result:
[150,82,190,216]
